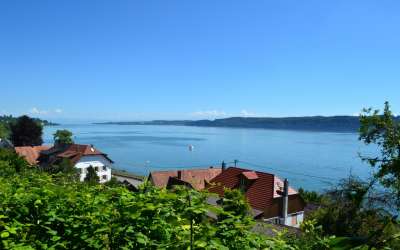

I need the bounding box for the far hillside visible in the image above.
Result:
[96,116,399,132]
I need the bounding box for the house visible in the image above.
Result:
[38,144,113,183]
[148,167,222,190]
[0,138,14,150]
[207,166,305,227]
[14,145,51,165]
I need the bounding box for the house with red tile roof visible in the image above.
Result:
[207,167,305,227]
[38,144,113,183]
[15,145,51,165]
[148,167,222,190]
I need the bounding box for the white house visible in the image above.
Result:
[37,144,113,183]
[75,154,113,183]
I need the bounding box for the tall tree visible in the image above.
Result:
[10,115,43,146]
[53,129,74,145]
[359,101,400,206]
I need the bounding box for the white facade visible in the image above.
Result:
[281,212,304,227]
[265,211,304,228]
[74,155,112,183]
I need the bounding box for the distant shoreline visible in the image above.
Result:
[93,116,367,133]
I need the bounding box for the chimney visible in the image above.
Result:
[282,178,289,225]
[177,170,182,180]
[221,161,226,172]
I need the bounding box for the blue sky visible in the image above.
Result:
[1,1,399,122]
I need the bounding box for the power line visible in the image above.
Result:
[113,158,339,184]
[237,159,339,183]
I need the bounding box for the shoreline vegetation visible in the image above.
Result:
[0,115,58,141]
[94,116,370,132]
[0,115,59,126]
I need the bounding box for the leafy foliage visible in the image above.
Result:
[0,123,10,139]
[359,101,400,206]
[10,115,43,146]
[298,188,326,204]
[84,165,100,184]
[306,176,400,249]
[53,129,74,145]
[0,154,298,249]
[45,158,77,176]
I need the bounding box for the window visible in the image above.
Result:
[103,166,107,171]
[102,175,107,180]
[95,166,99,172]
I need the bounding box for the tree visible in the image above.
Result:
[359,101,400,206]
[308,176,400,249]
[0,123,9,139]
[0,148,28,174]
[298,188,326,204]
[10,115,43,146]
[46,158,76,175]
[53,129,74,145]
[219,188,250,218]
[84,165,99,184]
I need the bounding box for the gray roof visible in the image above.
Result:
[0,138,13,149]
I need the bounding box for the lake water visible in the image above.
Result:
[43,124,376,191]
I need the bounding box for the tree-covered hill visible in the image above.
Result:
[96,116,365,132]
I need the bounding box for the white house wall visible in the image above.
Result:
[283,212,304,227]
[75,155,112,183]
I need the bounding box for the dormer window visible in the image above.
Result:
[242,171,258,180]
[239,171,258,191]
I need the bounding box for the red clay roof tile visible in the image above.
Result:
[208,167,298,212]
[150,168,222,190]
[242,171,259,180]
[39,144,113,165]
[15,145,51,165]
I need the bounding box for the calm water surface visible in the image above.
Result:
[43,124,375,191]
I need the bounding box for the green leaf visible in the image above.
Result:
[1,231,10,238]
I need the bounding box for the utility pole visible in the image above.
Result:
[188,192,193,250]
